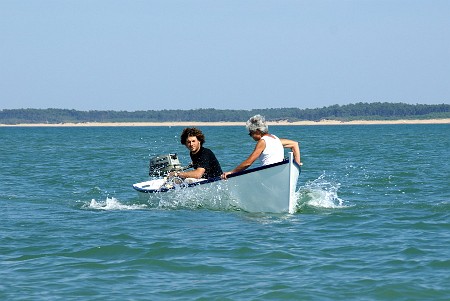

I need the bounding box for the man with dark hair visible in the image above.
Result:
[169,127,222,179]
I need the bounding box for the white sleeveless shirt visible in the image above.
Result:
[259,135,284,165]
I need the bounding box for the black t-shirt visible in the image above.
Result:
[190,147,223,179]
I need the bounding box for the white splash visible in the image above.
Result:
[296,173,348,209]
[86,197,147,210]
[146,181,234,211]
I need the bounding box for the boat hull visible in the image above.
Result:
[226,153,299,213]
[133,153,300,213]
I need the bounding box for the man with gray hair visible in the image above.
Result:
[222,114,301,179]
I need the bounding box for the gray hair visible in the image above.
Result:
[246,114,268,134]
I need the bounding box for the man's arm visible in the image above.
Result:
[279,138,301,165]
[222,140,266,179]
[170,167,205,179]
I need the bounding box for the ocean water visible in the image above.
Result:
[1,124,449,300]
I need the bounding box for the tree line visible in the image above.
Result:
[0,102,449,124]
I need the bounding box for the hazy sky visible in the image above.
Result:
[1,0,449,111]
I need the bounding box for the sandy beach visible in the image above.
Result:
[1,119,449,127]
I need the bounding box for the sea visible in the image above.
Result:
[1,124,449,300]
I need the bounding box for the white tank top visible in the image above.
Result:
[259,135,284,165]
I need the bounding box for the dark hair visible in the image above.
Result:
[180,128,205,145]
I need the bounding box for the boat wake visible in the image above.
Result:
[295,172,349,210]
[84,197,148,211]
[78,184,236,212]
[142,182,236,211]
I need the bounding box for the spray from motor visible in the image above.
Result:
[148,153,192,177]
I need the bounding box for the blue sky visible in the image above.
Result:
[1,0,449,111]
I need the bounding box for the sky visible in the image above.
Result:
[1,0,449,111]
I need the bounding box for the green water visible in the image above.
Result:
[1,124,449,300]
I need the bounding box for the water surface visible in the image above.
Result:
[1,124,449,300]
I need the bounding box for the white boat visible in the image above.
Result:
[133,152,301,213]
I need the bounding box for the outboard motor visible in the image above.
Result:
[149,153,185,177]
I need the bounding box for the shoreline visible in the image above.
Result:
[1,119,449,127]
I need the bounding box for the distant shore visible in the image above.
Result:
[1,119,450,127]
